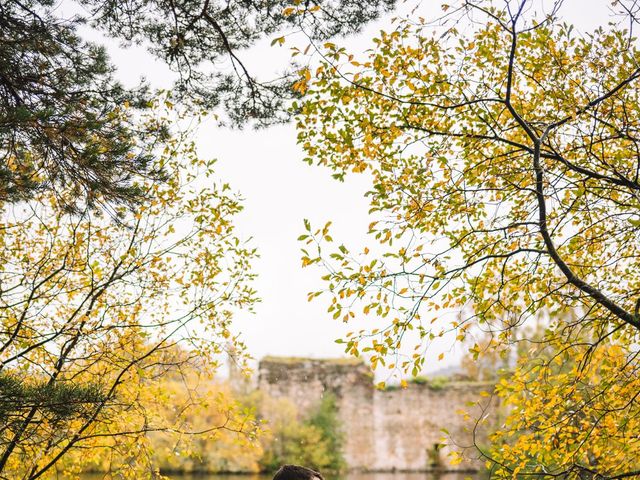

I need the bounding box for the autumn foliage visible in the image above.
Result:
[0,103,259,478]
[297,0,640,476]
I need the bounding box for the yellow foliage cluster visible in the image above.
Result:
[0,104,258,478]
[489,336,640,477]
[295,0,640,475]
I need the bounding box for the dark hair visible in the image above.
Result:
[272,465,324,480]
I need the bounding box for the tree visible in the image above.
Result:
[0,0,165,211]
[489,331,640,478]
[1,0,397,472]
[0,104,259,479]
[259,393,344,472]
[128,359,264,475]
[296,0,640,476]
[1,0,394,211]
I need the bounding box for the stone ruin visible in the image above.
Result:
[258,356,495,472]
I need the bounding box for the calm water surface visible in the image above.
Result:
[82,473,481,480]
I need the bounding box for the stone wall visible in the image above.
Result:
[369,383,492,471]
[258,357,494,472]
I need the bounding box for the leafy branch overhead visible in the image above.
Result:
[0,0,394,211]
[0,0,398,476]
[0,119,260,478]
[297,0,640,476]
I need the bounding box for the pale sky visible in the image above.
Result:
[72,0,613,378]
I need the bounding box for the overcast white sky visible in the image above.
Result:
[81,0,612,377]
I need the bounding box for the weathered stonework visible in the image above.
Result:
[258,357,495,472]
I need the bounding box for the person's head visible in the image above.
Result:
[272,465,324,480]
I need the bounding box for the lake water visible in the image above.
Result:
[82,473,480,480]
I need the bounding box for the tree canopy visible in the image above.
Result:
[297,0,640,476]
[1,0,394,211]
[1,0,403,474]
[0,104,259,478]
